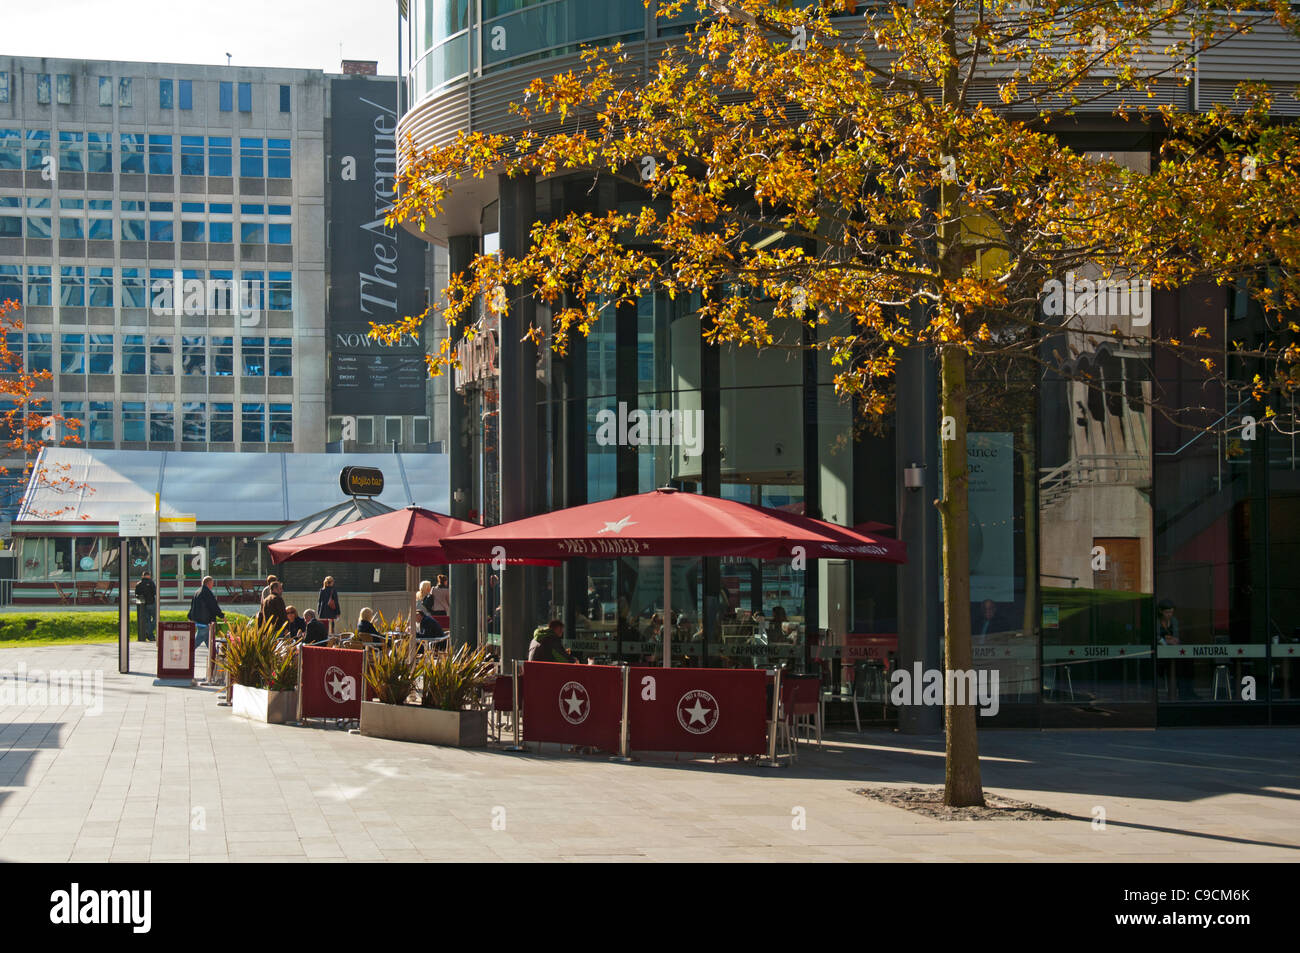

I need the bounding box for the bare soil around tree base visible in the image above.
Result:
[856,785,1072,821]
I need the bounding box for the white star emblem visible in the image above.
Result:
[329,674,347,696]
[344,528,370,539]
[683,698,711,726]
[564,691,585,715]
[597,516,636,534]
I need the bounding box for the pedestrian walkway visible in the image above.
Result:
[0,642,1296,861]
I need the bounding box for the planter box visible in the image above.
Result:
[360,701,487,747]
[231,684,299,724]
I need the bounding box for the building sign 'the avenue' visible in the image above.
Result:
[328,77,428,415]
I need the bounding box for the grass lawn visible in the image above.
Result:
[0,610,249,649]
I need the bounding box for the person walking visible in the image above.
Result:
[317,575,341,635]
[261,574,278,603]
[134,570,157,642]
[432,574,450,614]
[188,575,225,648]
[258,580,288,634]
[416,579,446,643]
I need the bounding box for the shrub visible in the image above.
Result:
[0,610,249,643]
[419,644,495,711]
[219,615,300,690]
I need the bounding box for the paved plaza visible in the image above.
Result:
[0,642,1297,862]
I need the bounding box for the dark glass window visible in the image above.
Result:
[27,332,52,372]
[159,79,173,109]
[242,337,265,376]
[119,133,145,173]
[211,403,234,442]
[269,403,292,443]
[279,84,290,112]
[212,337,234,376]
[60,334,85,374]
[181,221,204,242]
[150,402,174,442]
[150,336,173,375]
[88,334,113,373]
[268,338,292,376]
[182,402,206,443]
[241,402,264,442]
[88,402,113,442]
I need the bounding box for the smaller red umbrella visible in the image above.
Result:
[268,505,484,566]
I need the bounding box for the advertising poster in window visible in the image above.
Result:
[328,77,427,415]
[968,431,1014,602]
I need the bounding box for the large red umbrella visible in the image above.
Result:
[438,488,905,666]
[437,487,906,564]
[268,505,484,566]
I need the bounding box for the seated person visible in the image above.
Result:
[303,608,329,644]
[767,606,790,643]
[356,607,381,637]
[283,605,307,640]
[528,619,572,663]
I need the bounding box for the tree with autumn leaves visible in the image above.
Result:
[385,0,1300,805]
[0,299,84,517]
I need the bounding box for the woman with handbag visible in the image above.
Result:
[317,575,341,635]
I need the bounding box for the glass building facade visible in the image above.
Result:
[403,6,1300,729]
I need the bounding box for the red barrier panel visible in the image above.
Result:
[299,645,364,720]
[522,661,622,751]
[628,667,769,755]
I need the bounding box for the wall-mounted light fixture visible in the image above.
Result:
[904,463,925,492]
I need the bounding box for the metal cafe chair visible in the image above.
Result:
[786,674,823,748]
[851,659,889,731]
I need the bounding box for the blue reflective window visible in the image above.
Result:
[120,219,145,241]
[0,264,20,302]
[27,331,52,371]
[269,338,292,376]
[88,332,113,370]
[88,401,113,442]
[121,270,147,309]
[180,136,204,175]
[279,84,290,112]
[58,132,83,172]
[119,133,144,173]
[269,403,292,443]
[208,137,231,176]
[181,221,204,242]
[268,223,291,244]
[86,132,112,172]
[59,267,85,307]
[209,222,233,243]
[122,402,146,442]
[268,271,292,310]
[122,336,145,375]
[150,402,174,442]
[160,79,173,109]
[240,222,263,243]
[219,81,232,111]
[61,334,86,373]
[179,79,192,110]
[0,128,20,169]
[211,403,234,442]
[267,139,290,178]
[148,134,173,175]
[239,138,263,177]
[26,130,50,170]
[238,82,251,112]
[149,219,173,242]
[241,337,265,376]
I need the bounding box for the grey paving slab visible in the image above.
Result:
[1,642,1298,862]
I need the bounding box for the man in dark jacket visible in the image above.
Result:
[528,620,572,663]
[189,576,225,648]
[135,571,157,642]
[258,581,288,634]
[303,608,329,644]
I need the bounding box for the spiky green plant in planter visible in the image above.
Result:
[419,644,495,711]
[363,633,421,705]
[220,616,300,689]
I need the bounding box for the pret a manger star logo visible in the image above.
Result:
[558,681,590,724]
[343,528,370,540]
[324,665,356,703]
[676,689,719,734]
[597,516,636,534]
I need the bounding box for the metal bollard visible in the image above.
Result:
[502,659,526,752]
[610,663,633,762]
[762,667,786,769]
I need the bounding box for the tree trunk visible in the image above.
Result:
[937,345,985,807]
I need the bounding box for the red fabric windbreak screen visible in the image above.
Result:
[299,645,363,719]
[628,667,769,755]
[522,661,623,752]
